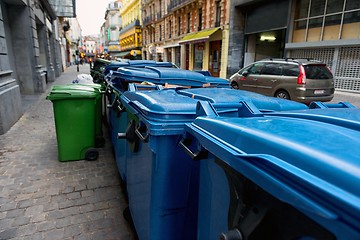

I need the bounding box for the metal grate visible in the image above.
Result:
[290,47,360,92]
[289,48,334,69]
[336,47,360,79]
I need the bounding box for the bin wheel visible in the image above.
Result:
[85,148,99,161]
[95,136,105,148]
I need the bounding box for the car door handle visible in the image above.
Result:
[271,79,277,82]
[253,78,258,81]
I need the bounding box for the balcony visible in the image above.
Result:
[120,19,141,35]
[167,0,195,12]
[143,16,155,26]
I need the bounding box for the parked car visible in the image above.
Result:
[229,58,335,104]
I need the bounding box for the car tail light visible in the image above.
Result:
[297,65,306,84]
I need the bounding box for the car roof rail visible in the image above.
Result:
[260,58,323,64]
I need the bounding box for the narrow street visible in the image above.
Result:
[331,90,360,108]
[0,64,136,240]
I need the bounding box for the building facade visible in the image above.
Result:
[228,0,360,92]
[0,0,62,134]
[59,17,82,66]
[119,0,142,59]
[103,0,123,58]
[141,0,230,78]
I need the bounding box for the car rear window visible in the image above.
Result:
[303,65,333,79]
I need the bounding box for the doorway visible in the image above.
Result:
[209,40,221,77]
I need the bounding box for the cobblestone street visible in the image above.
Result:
[0,65,135,240]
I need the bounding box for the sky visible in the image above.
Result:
[76,0,113,36]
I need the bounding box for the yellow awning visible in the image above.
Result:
[179,27,221,44]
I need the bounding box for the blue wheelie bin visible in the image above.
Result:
[181,101,360,240]
[118,86,310,240]
[106,70,229,185]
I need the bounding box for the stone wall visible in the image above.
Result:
[0,2,22,134]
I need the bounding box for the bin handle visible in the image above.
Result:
[107,94,118,109]
[309,101,355,109]
[116,99,125,112]
[135,123,149,142]
[179,138,207,160]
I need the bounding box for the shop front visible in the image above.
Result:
[179,27,227,77]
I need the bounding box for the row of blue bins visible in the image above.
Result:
[102,60,360,240]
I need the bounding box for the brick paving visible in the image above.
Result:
[0,64,136,240]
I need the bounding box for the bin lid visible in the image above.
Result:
[51,84,102,93]
[177,88,308,112]
[264,108,360,129]
[73,83,103,90]
[185,113,360,231]
[111,66,230,88]
[103,60,175,76]
[47,85,98,100]
[121,89,198,122]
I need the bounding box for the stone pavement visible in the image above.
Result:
[0,64,136,240]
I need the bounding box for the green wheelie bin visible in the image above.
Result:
[47,85,99,161]
[52,84,105,147]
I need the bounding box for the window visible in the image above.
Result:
[245,63,264,75]
[261,63,282,75]
[178,16,181,35]
[303,65,333,79]
[282,64,300,76]
[293,0,360,42]
[326,0,344,14]
[345,0,360,10]
[215,1,221,27]
[187,13,191,33]
[198,8,202,31]
[295,0,309,19]
[159,24,162,41]
[159,0,162,18]
[169,20,172,38]
[309,0,326,17]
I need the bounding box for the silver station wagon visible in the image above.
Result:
[229,58,335,104]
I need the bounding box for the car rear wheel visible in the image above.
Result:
[231,82,239,89]
[275,90,290,100]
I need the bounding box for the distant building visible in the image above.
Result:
[103,1,123,58]
[119,0,142,59]
[58,17,82,67]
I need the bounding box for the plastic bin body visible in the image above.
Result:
[52,84,103,140]
[47,86,97,161]
[73,83,104,138]
[120,89,202,240]
[108,85,129,181]
[183,102,360,240]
